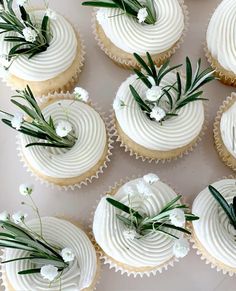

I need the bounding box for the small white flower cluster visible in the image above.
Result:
[22,27,38,43]
[173,238,190,258]
[11,112,24,130]
[146,86,163,102]
[19,184,33,196]
[40,248,75,281]
[56,120,73,138]
[46,8,57,20]
[137,8,148,23]
[150,106,166,122]
[96,8,108,25]
[74,87,89,102]
[169,208,186,227]
[143,173,160,185]
[0,55,10,68]
[113,98,126,111]
[136,180,153,198]
[17,0,28,6]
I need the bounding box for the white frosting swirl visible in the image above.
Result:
[93,178,183,268]
[207,0,236,74]
[192,179,236,269]
[114,74,204,151]
[20,100,107,179]
[220,102,236,158]
[3,217,97,290]
[97,0,185,55]
[0,10,77,81]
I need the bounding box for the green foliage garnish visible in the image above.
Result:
[0,86,77,149]
[0,220,68,275]
[0,0,50,65]
[82,0,157,25]
[130,52,215,123]
[106,195,199,239]
[208,185,236,230]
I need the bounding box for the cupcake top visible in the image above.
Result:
[0,9,77,81]
[95,0,185,55]
[192,179,236,270]
[93,174,197,270]
[114,74,204,151]
[2,217,98,290]
[220,101,236,158]
[20,98,107,180]
[207,0,236,74]
[113,53,215,153]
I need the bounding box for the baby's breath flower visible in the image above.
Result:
[143,173,159,185]
[137,8,148,23]
[74,87,89,102]
[61,248,75,263]
[123,229,138,240]
[150,106,166,122]
[113,98,126,111]
[136,181,153,198]
[22,27,37,43]
[169,209,186,227]
[146,86,163,102]
[12,211,27,224]
[173,238,190,258]
[56,120,72,138]
[40,265,58,281]
[0,211,10,221]
[19,184,33,196]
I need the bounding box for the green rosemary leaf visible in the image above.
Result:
[0,232,15,239]
[159,195,182,213]
[162,89,173,109]
[106,197,143,219]
[230,204,236,222]
[25,142,72,148]
[4,36,26,42]
[116,214,132,227]
[133,68,152,88]
[49,116,55,130]
[82,1,117,8]
[41,15,49,40]
[133,53,152,76]
[129,85,152,113]
[1,221,33,239]
[18,268,41,275]
[146,52,157,80]
[1,257,34,264]
[145,0,156,22]
[208,185,236,227]
[0,241,36,251]
[185,57,192,93]
[19,5,32,26]
[157,64,182,86]
[34,239,63,259]
[30,258,66,268]
[176,72,181,101]
[233,197,236,217]
[10,99,38,120]
[185,214,199,221]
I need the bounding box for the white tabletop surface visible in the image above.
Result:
[0,0,235,290]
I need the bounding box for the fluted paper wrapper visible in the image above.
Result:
[110,106,208,163]
[2,25,85,96]
[90,175,191,277]
[190,175,236,277]
[0,218,101,291]
[16,92,114,191]
[92,0,189,70]
[205,47,236,87]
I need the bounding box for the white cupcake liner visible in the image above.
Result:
[190,175,236,277]
[1,21,85,95]
[91,0,189,69]
[16,92,114,191]
[89,174,192,277]
[0,219,102,291]
[213,93,236,171]
[110,103,208,163]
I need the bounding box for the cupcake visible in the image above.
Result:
[93,174,199,276]
[214,93,236,171]
[192,178,236,275]
[0,185,99,290]
[112,53,215,162]
[82,0,188,69]
[206,0,236,86]
[0,86,112,189]
[0,1,84,96]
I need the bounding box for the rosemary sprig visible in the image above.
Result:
[0,0,50,66]
[82,0,157,25]
[0,86,77,149]
[130,52,215,123]
[107,195,199,239]
[208,185,236,230]
[0,220,69,275]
